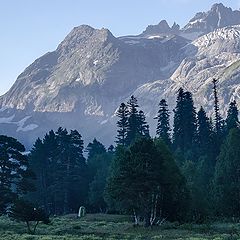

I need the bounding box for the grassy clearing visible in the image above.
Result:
[0,214,240,240]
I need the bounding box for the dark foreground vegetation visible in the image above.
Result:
[0,79,240,236]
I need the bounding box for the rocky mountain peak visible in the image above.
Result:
[141,20,180,36]
[211,3,226,11]
[57,25,116,55]
[183,3,240,33]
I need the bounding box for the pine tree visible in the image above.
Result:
[173,88,197,157]
[196,107,212,157]
[86,139,106,162]
[173,88,185,151]
[126,95,141,145]
[138,110,150,137]
[226,100,239,131]
[55,127,87,214]
[156,99,171,146]
[0,136,34,213]
[212,79,224,135]
[116,103,129,146]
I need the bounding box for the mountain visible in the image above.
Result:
[0,3,240,148]
[142,3,240,40]
[0,25,188,147]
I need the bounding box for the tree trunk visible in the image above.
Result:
[33,221,39,234]
[133,209,140,225]
[26,221,32,234]
[63,156,70,214]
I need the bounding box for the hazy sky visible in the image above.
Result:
[0,0,239,95]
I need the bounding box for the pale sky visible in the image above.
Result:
[0,0,239,95]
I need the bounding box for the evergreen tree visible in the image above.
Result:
[196,107,212,157]
[173,88,185,152]
[86,138,106,161]
[212,79,224,135]
[29,138,50,214]
[173,88,197,157]
[30,128,87,215]
[138,110,150,137]
[126,95,141,145]
[86,139,112,212]
[55,128,87,214]
[214,128,240,217]
[226,100,239,131]
[86,138,106,180]
[88,152,113,212]
[116,103,129,146]
[156,99,171,146]
[0,136,34,213]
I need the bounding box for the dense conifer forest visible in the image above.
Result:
[0,80,240,232]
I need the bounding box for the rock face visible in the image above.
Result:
[183,3,240,34]
[141,3,240,40]
[141,20,180,36]
[0,3,240,148]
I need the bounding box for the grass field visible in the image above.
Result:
[1,214,240,240]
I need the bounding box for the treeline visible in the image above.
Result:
[0,80,239,227]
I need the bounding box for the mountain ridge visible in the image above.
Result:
[0,3,240,147]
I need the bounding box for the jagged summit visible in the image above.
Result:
[183,3,240,33]
[141,20,180,36]
[140,3,240,40]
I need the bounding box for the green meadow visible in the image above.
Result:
[1,214,240,240]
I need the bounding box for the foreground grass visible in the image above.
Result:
[1,214,240,240]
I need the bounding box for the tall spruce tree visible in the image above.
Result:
[126,95,141,145]
[116,103,129,146]
[173,88,197,157]
[156,99,171,146]
[196,107,212,157]
[226,100,239,131]
[212,79,224,135]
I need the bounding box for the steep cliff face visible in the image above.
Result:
[0,24,188,147]
[133,25,240,124]
[0,3,240,148]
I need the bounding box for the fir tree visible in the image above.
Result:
[173,88,197,157]
[226,100,239,131]
[126,95,141,145]
[196,107,212,157]
[156,99,171,145]
[138,110,150,137]
[212,79,224,135]
[116,103,129,146]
